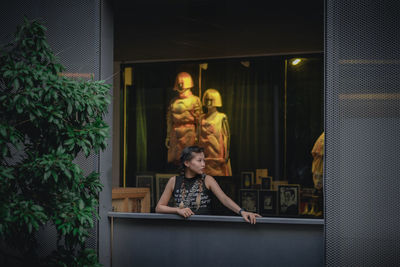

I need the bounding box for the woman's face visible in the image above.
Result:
[185,152,205,175]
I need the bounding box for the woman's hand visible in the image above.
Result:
[177,207,194,218]
[241,211,262,224]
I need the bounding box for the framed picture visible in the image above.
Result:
[241,171,254,189]
[255,168,268,184]
[278,184,300,216]
[258,190,276,215]
[239,189,258,213]
[155,173,177,206]
[136,173,154,208]
[261,176,272,190]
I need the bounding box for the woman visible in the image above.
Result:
[156,146,261,224]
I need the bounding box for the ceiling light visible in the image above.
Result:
[292,58,301,66]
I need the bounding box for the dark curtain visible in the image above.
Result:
[201,59,280,176]
[286,58,324,187]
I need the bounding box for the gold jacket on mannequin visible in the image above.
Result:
[166,72,202,164]
[199,89,232,176]
[311,132,324,190]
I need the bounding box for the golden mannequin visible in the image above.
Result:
[166,72,202,164]
[199,89,232,176]
[311,132,324,190]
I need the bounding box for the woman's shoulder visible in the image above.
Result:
[168,175,179,184]
[204,174,217,189]
[204,174,214,180]
[168,175,179,190]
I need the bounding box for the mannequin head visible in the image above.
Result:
[174,72,194,95]
[202,88,222,107]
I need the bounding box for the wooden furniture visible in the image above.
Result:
[112,187,150,213]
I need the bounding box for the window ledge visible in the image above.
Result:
[108,212,324,225]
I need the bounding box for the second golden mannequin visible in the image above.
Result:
[199,89,232,176]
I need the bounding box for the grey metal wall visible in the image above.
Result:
[325,0,400,266]
[0,1,113,265]
[111,215,324,267]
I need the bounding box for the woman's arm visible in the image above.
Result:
[155,176,194,218]
[205,175,261,224]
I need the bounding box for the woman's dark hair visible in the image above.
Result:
[179,146,204,174]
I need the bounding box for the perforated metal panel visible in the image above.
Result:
[43,0,101,252]
[325,0,400,266]
[0,0,101,255]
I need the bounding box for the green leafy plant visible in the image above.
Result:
[0,18,110,266]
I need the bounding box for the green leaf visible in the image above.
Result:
[16,105,23,114]
[52,171,58,182]
[2,146,8,158]
[26,77,33,87]
[13,79,19,90]
[64,169,72,179]
[64,139,74,146]
[0,126,6,137]
[73,164,81,174]
[44,171,51,181]
[82,146,89,157]
[3,70,12,77]
[32,221,39,231]
[67,102,72,115]
[79,200,84,211]
[22,96,29,106]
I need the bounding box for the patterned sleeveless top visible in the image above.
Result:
[173,174,212,215]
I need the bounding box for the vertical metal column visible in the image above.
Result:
[98,0,113,266]
[325,0,400,266]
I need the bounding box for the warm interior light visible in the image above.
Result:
[292,58,301,65]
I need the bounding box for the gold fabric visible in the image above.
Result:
[199,112,232,176]
[166,93,202,164]
[311,132,324,189]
